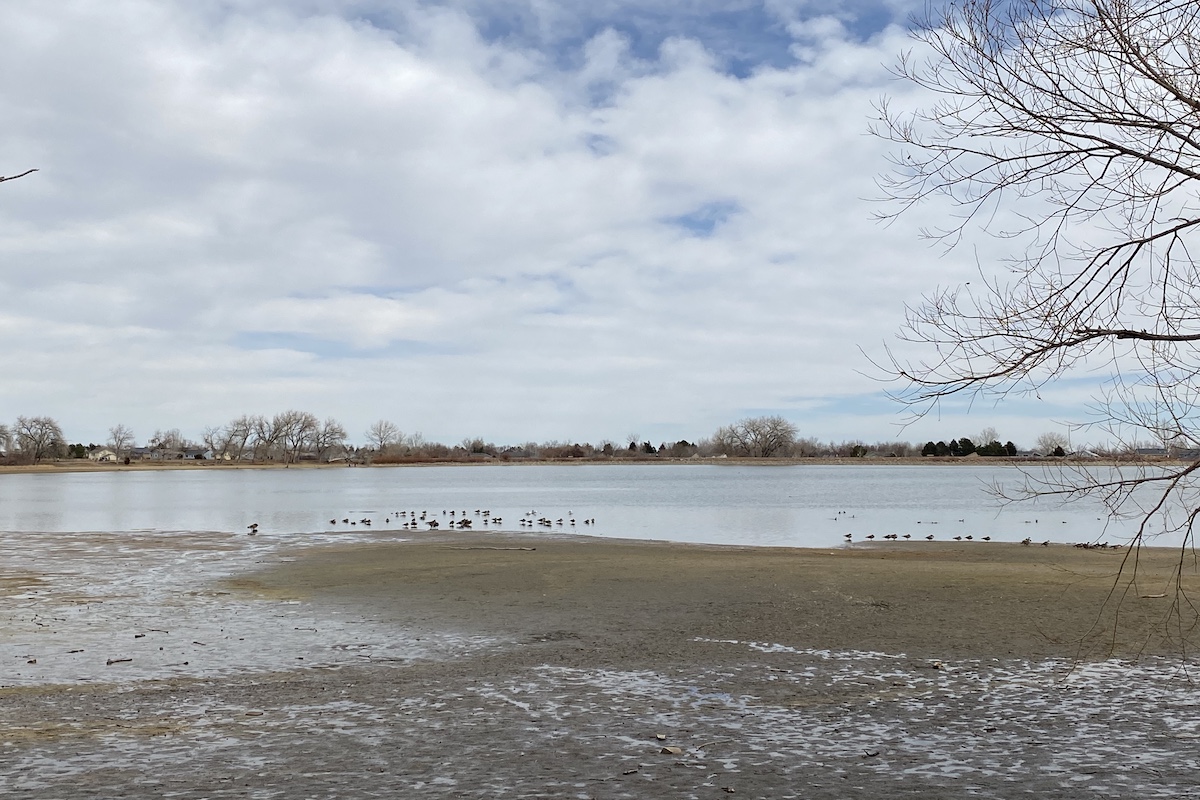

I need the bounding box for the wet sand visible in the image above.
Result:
[4,534,1200,798]
[229,533,1200,661]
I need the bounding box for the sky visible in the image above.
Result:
[0,0,1090,449]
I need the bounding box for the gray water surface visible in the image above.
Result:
[0,463,1163,546]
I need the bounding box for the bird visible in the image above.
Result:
[925,534,934,540]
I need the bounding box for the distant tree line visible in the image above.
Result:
[0,412,1159,466]
[920,439,1019,458]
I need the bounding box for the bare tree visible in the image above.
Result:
[404,431,427,453]
[275,410,319,463]
[223,415,254,462]
[13,416,65,463]
[875,0,1200,643]
[365,420,401,455]
[148,428,187,454]
[876,3,1200,494]
[712,416,798,458]
[0,423,10,454]
[1034,432,1071,456]
[201,425,229,461]
[107,424,136,458]
[250,415,280,461]
[313,417,348,462]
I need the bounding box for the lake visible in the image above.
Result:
[0,462,1168,546]
[0,461,1182,687]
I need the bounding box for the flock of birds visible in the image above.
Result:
[831,509,1131,548]
[844,531,1124,549]
[246,510,596,534]
[841,528,1124,549]
[309,509,597,531]
[245,510,1125,549]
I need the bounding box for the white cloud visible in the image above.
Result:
[0,0,1067,447]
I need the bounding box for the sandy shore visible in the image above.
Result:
[230,533,1199,661]
[4,534,1200,798]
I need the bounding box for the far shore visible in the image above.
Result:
[0,454,1189,476]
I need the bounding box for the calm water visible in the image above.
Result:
[0,462,1164,546]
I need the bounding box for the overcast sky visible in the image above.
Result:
[0,0,1087,448]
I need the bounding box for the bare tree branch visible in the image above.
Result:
[876,0,1200,648]
[0,169,37,183]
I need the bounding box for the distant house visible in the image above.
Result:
[181,448,209,460]
[129,447,154,461]
[88,448,118,463]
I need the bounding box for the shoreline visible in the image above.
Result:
[7,531,1200,796]
[0,454,1188,476]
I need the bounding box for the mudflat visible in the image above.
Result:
[233,533,1199,662]
[5,534,1199,799]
